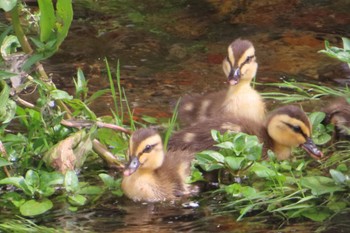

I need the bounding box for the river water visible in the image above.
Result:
[9,0,350,232]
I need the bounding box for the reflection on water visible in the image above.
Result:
[12,0,350,232]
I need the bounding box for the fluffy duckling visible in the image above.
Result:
[121,128,194,202]
[178,38,265,125]
[169,105,323,160]
[322,97,350,140]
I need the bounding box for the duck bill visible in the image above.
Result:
[228,68,241,85]
[301,137,323,160]
[123,156,140,176]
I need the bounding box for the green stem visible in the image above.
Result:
[9,2,72,118]
[10,2,49,81]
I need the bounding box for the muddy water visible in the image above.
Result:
[41,0,350,232]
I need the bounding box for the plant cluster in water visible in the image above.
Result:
[0,0,350,230]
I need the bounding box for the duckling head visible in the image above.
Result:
[222,38,258,85]
[123,128,164,176]
[266,105,323,160]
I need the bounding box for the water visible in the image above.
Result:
[5,0,350,232]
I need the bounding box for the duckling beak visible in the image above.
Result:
[228,68,241,85]
[123,156,140,176]
[301,137,323,160]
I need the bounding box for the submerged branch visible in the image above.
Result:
[92,139,125,169]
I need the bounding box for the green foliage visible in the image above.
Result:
[319,37,350,68]
[0,1,127,219]
[0,0,17,12]
[22,0,73,70]
[194,129,350,222]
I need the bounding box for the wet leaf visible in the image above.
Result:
[64,171,79,193]
[68,194,86,206]
[99,173,115,188]
[196,150,225,171]
[0,0,17,12]
[19,199,53,216]
[0,80,16,124]
[1,192,25,208]
[38,0,56,42]
[0,35,20,57]
[250,163,280,179]
[56,0,73,46]
[309,112,325,126]
[25,170,40,188]
[301,208,331,222]
[0,177,34,196]
[330,169,346,184]
[215,141,235,150]
[225,157,245,170]
[300,176,344,195]
[0,157,12,167]
[50,90,73,100]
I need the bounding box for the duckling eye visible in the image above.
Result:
[245,55,255,63]
[291,125,302,134]
[143,144,153,153]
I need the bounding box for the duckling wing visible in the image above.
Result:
[168,117,259,152]
[178,90,227,126]
[156,149,194,197]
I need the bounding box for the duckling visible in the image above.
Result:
[322,97,350,141]
[178,38,265,126]
[121,128,194,202]
[169,105,323,160]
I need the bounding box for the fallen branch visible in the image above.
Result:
[61,119,132,134]
[92,139,125,169]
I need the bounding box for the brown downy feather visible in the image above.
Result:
[122,128,194,202]
[322,97,350,141]
[177,38,265,126]
[169,105,323,160]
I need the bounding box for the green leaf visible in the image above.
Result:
[0,35,20,56]
[0,177,34,196]
[0,80,17,124]
[196,150,225,171]
[99,173,115,188]
[64,171,79,193]
[55,0,73,47]
[0,70,17,79]
[38,0,56,42]
[225,157,245,170]
[1,192,25,208]
[0,157,12,167]
[19,199,53,216]
[68,194,86,206]
[0,0,17,12]
[50,90,73,100]
[301,208,331,222]
[25,170,40,188]
[309,112,325,126]
[343,37,350,51]
[78,186,103,195]
[74,68,88,99]
[330,169,347,184]
[300,176,344,195]
[250,163,280,179]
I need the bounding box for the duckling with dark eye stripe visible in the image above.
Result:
[178,38,265,126]
[169,105,323,160]
[121,128,194,202]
